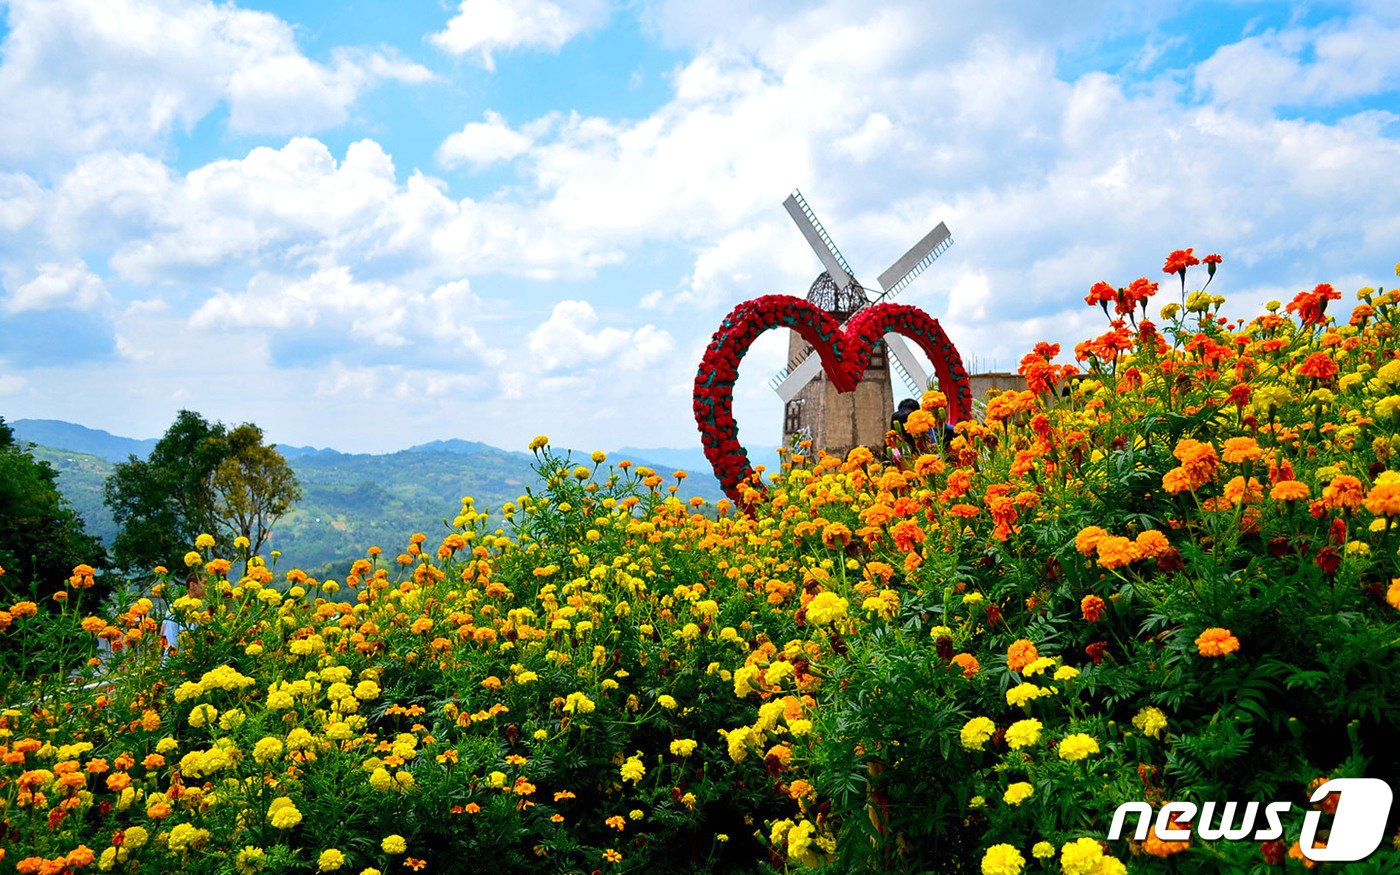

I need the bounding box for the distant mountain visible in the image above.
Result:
[12,419,157,462]
[406,438,526,458]
[16,420,732,579]
[616,444,783,476]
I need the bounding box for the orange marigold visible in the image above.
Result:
[1007,639,1039,672]
[1220,436,1263,464]
[1134,530,1170,559]
[1269,480,1310,501]
[1321,475,1364,510]
[1095,536,1139,569]
[1074,526,1109,556]
[1363,482,1400,516]
[951,653,980,678]
[1080,594,1106,623]
[1195,627,1240,657]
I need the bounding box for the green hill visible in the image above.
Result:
[22,433,726,579]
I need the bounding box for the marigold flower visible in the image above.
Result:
[1132,706,1168,738]
[951,653,980,678]
[803,591,848,626]
[1195,627,1240,657]
[1059,837,1104,875]
[1074,526,1109,556]
[619,755,645,784]
[1321,475,1364,510]
[980,843,1025,875]
[1220,436,1262,464]
[960,717,995,751]
[1006,639,1039,672]
[1080,594,1105,622]
[1057,733,1100,761]
[1003,782,1034,806]
[1134,529,1170,559]
[317,849,345,871]
[1364,481,1400,516]
[1005,718,1042,750]
[1095,536,1139,569]
[1270,480,1310,501]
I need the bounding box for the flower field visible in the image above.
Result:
[4,254,1400,873]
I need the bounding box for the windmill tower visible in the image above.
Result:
[770,190,954,458]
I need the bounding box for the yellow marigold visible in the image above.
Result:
[1031,841,1054,859]
[381,835,406,855]
[1057,733,1100,761]
[318,849,345,871]
[1005,718,1042,750]
[980,843,1026,875]
[1006,639,1039,672]
[804,591,848,626]
[268,796,302,829]
[1006,683,1046,707]
[669,739,697,757]
[960,717,995,751]
[195,533,216,549]
[1059,837,1104,875]
[620,755,645,783]
[1003,782,1034,806]
[1132,706,1168,738]
[1195,627,1240,657]
[1388,579,1400,610]
[1021,656,1055,677]
[528,435,549,450]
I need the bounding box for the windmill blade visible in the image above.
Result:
[784,191,856,290]
[877,221,952,298]
[772,352,824,403]
[884,333,929,398]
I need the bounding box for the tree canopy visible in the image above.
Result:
[103,411,300,572]
[0,415,108,605]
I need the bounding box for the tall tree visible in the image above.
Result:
[103,411,220,571]
[104,411,301,572]
[212,423,302,559]
[0,415,107,604]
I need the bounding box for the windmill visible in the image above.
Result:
[769,189,954,457]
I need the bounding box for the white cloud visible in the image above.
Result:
[0,0,434,166]
[437,111,535,169]
[526,300,674,372]
[430,0,610,69]
[1194,16,1400,112]
[0,373,28,395]
[4,262,111,314]
[227,47,434,135]
[188,267,503,365]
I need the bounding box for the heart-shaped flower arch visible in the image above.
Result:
[693,295,972,503]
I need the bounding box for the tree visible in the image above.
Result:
[212,423,302,559]
[0,415,108,605]
[103,411,300,572]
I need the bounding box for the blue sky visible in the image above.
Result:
[1,0,1398,454]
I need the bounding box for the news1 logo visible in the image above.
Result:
[1107,778,1394,862]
